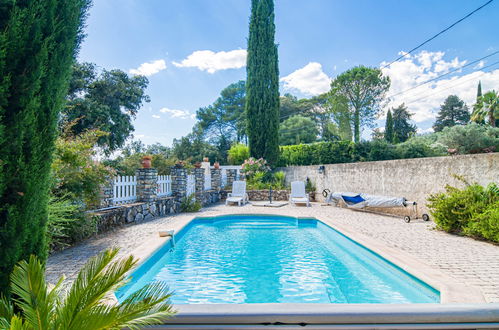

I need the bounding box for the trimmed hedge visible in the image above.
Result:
[277,140,442,167]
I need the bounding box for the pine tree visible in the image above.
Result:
[245,0,280,164]
[433,95,470,132]
[0,0,90,292]
[392,104,417,143]
[384,109,394,143]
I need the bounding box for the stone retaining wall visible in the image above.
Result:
[220,189,290,201]
[91,190,221,234]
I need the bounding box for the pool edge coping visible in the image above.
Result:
[128,212,486,304]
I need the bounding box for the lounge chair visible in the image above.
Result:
[226,181,249,206]
[289,181,310,207]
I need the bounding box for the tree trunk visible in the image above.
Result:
[489,110,496,127]
[354,108,360,143]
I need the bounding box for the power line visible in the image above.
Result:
[403,60,499,106]
[386,50,499,99]
[380,0,495,69]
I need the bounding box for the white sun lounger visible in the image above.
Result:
[289,181,310,207]
[226,181,249,206]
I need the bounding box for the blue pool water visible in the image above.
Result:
[117,215,439,304]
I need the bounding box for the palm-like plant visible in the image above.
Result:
[0,249,174,329]
[472,90,499,127]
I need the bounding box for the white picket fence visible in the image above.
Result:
[113,176,137,205]
[157,175,172,197]
[187,174,195,197]
[110,167,241,205]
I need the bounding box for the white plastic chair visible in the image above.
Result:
[226,181,249,206]
[289,181,310,207]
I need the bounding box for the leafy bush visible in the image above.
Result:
[241,157,271,178]
[52,129,114,209]
[395,138,446,159]
[436,123,499,154]
[47,195,82,251]
[246,171,287,190]
[228,143,250,165]
[427,177,499,242]
[180,194,202,212]
[278,141,354,166]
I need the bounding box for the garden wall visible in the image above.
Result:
[91,190,221,234]
[279,153,499,213]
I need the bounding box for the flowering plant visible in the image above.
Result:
[240,157,270,178]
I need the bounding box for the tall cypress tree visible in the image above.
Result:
[245,0,280,164]
[477,80,482,101]
[384,109,394,143]
[0,0,90,292]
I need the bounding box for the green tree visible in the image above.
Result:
[327,94,352,141]
[472,90,499,127]
[62,62,150,153]
[227,143,250,165]
[171,126,220,163]
[477,81,482,101]
[0,0,90,293]
[330,66,390,143]
[279,115,318,145]
[0,249,174,329]
[384,109,394,143]
[246,0,280,164]
[279,94,311,122]
[392,104,417,143]
[197,80,246,144]
[433,95,470,132]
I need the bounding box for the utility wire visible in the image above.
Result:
[403,60,499,106]
[386,50,499,99]
[380,0,495,69]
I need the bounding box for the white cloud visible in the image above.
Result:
[381,51,499,123]
[152,114,161,119]
[280,62,331,96]
[417,127,434,134]
[173,49,247,73]
[159,107,195,120]
[129,59,167,77]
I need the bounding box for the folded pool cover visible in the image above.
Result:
[330,192,406,209]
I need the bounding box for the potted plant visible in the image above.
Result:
[305,177,316,202]
[203,157,209,162]
[213,161,220,169]
[141,155,152,168]
[194,161,202,168]
[174,160,185,169]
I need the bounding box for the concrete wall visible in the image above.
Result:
[279,153,498,212]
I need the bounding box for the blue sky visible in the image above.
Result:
[78,0,499,146]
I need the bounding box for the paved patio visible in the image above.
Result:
[46,203,499,303]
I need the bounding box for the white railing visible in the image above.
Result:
[187,174,195,196]
[157,175,172,197]
[113,176,137,205]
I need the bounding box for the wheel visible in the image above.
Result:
[322,189,330,198]
[422,214,430,221]
[404,216,411,223]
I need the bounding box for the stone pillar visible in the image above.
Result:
[210,168,222,191]
[171,166,187,201]
[193,167,205,203]
[226,169,237,190]
[136,168,158,202]
[99,177,114,208]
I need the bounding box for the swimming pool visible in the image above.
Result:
[117,214,439,304]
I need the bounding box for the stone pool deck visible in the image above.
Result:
[46,202,499,303]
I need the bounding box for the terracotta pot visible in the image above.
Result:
[214,162,220,169]
[141,156,152,168]
[203,157,209,162]
[194,162,202,168]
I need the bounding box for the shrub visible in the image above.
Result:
[52,129,114,209]
[241,157,270,178]
[228,143,250,165]
[278,141,354,166]
[436,123,499,154]
[47,195,82,251]
[180,194,202,212]
[366,140,400,161]
[427,178,499,242]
